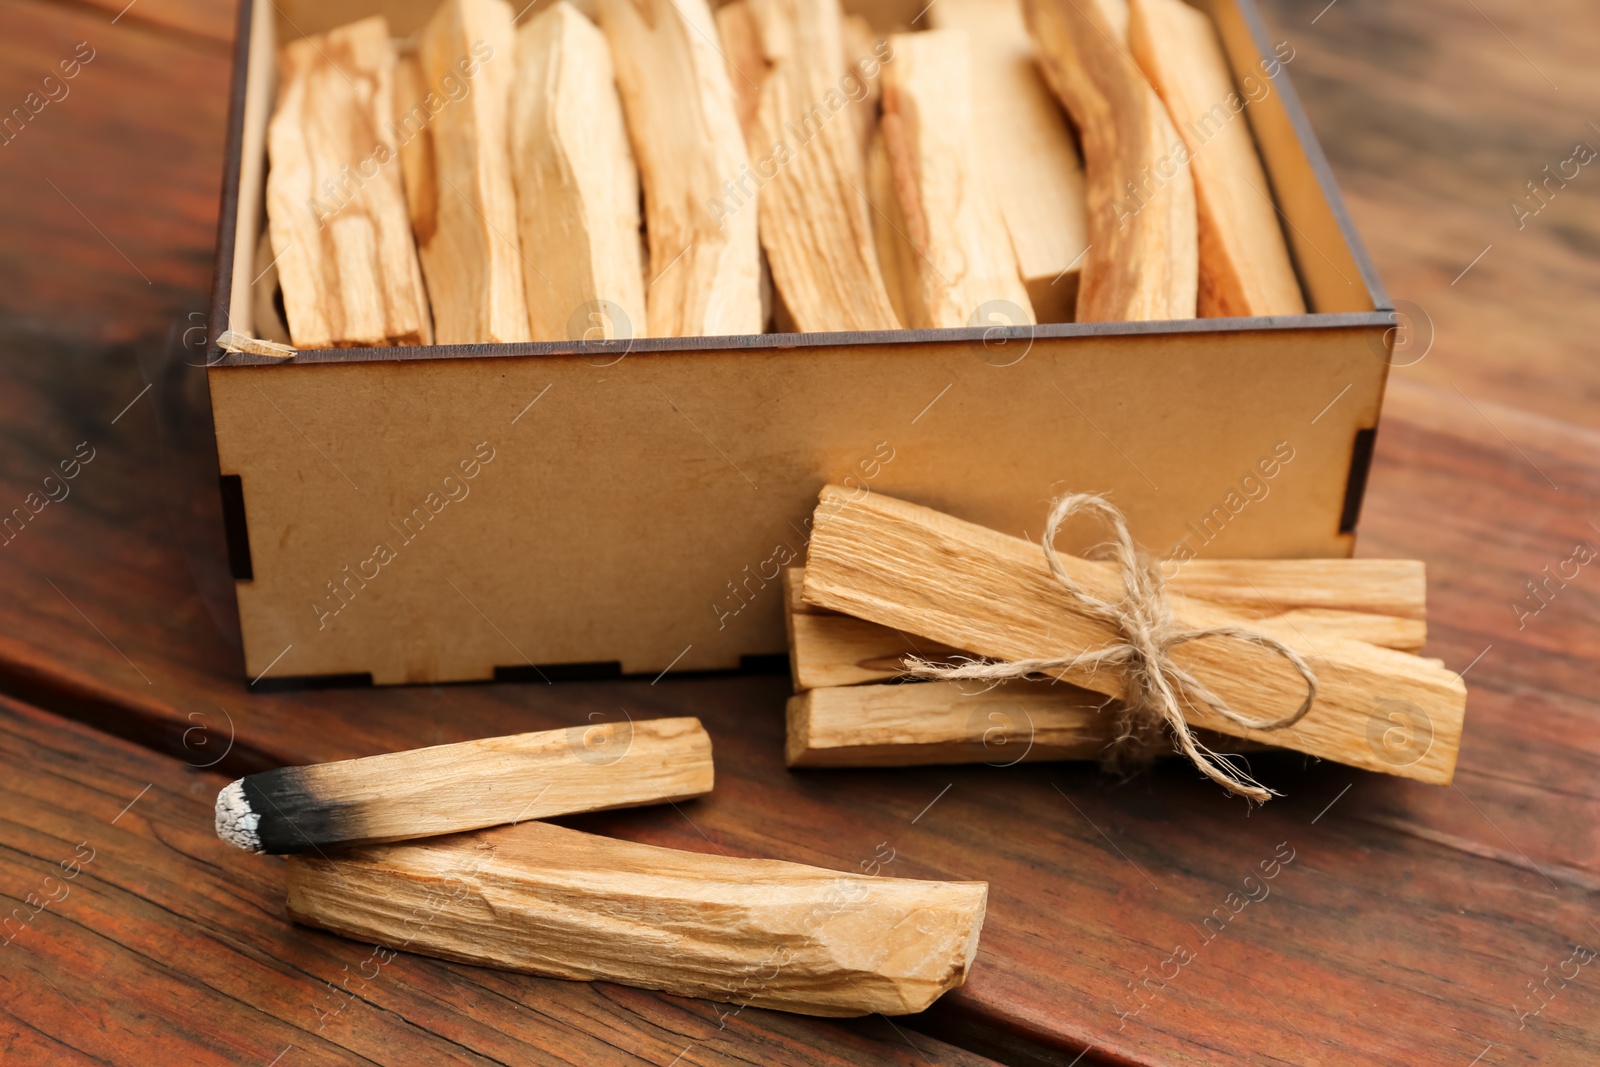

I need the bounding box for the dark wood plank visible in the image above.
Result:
[0,694,1001,1067]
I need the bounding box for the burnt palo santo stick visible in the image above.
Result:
[215,717,712,854]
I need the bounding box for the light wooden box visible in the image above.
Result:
[206,0,1395,685]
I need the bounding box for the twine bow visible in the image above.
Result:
[902,494,1317,802]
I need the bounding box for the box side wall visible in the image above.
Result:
[211,327,1386,685]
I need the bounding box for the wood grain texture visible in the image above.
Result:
[787,680,1113,767]
[927,0,1088,324]
[785,558,1426,691]
[745,0,900,332]
[800,486,1465,783]
[510,1,646,342]
[1128,0,1303,317]
[0,695,1000,1066]
[411,0,530,343]
[597,0,763,337]
[288,819,988,1016]
[4,0,1600,1063]
[266,16,432,347]
[1023,0,1199,321]
[880,29,1035,329]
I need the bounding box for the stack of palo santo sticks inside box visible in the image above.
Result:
[215,717,988,1016]
[252,0,1305,353]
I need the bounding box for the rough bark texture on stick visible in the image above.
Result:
[1129,0,1304,317]
[788,681,1112,767]
[785,561,1426,690]
[598,0,763,337]
[743,0,900,332]
[928,0,1088,324]
[286,820,988,1016]
[411,0,530,343]
[800,486,1464,783]
[266,16,432,348]
[511,2,646,342]
[215,717,712,854]
[880,29,1036,329]
[1023,0,1198,321]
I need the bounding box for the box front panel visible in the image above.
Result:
[211,326,1386,684]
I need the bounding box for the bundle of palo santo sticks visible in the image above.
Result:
[784,486,1466,799]
[255,0,1301,350]
[215,717,987,1016]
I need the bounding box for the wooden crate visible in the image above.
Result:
[205,0,1395,685]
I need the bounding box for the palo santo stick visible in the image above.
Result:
[785,561,1425,691]
[928,0,1088,324]
[286,819,988,1016]
[744,0,900,332]
[1023,0,1197,321]
[266,16,432,348]
[866,128,914,329]
[800,487,1464,784]
[841,14,883,159]
[715,0,767,144]
[511,2,646,342]
[788,681,1111,767]
[214,717,712,854]
[411,0,529,343]
[1128,0,1303,317]
[880,30,1036,329]
[786,681,1265,768]
[598,0,763,337]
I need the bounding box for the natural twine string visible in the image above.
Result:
[902,494,1318,803]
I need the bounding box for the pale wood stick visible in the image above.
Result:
[788,681,1110,767]
[744,0,900,332]
[266,16,432,348]
[785,561,1425,690]
[1128,0,1303,317]
[597,0,763,337]
[840,14,883,159]
[511,2,646,342]
[215,717,712,854]
[1023,0,1198,321]
[865,127,914,330]
[880,29,1036,329]
[799,487,1464,784]
[715,0,767,144]
[410,0,530,343]
[786,680,1266,767]
[928,0,1088,324]
[286,819,987,1016]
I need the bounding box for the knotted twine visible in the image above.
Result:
[901,494,1318,803]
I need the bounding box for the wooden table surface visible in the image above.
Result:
[3,0,1598,1064]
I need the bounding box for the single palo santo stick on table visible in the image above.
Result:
[408,0,529,343]
[266,17,431,348]
[215,717,712,854]
[1023,0,1197,321]
[287,819,987,1016]
[880,30,1036,329]
[1129,0,1303,317]
[784,560,1426,691]
[741,0,900,332]
[598,0,762,337]
[928,0,1088,324]
[510,2,646,342]
[800,487,1465,784]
